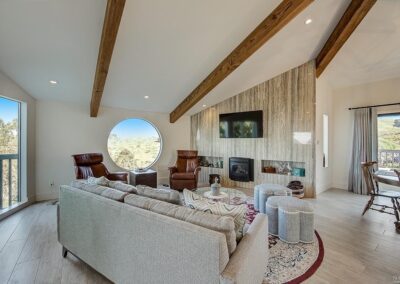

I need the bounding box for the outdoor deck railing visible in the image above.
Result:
[378,149,400,169]
[0,153,19,209]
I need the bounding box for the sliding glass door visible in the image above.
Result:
[0,96,20,210]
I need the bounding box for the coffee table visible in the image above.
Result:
[195,186,248,205]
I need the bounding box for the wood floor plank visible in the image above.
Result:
[0,240,25,283]
[8,258,40,284]
[60,254,88,284]
[8,204,46,243]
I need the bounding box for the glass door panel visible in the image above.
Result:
[0,97,20,209]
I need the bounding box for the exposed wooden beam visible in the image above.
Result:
[90,0,126,117]
[316,0,376,77]
[169,0,313,123]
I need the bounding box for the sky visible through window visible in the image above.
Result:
[0,97,18,123]
[110,118,159,139]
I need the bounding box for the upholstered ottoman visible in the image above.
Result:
[254,183,292,213]
[265,196,314,243]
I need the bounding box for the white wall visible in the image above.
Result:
[331,76,400,190]
[0,72,36,202]
[35,101,190,201]
[315,76,333,194]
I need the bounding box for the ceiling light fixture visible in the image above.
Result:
[144,95,149,99]
[49,80,58,85]
[202,104,207,108]
[305,18,312,25]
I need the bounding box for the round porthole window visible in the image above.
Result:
[107,118,162,171]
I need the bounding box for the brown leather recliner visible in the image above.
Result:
[168,150,201,191]
[72,153,128,183]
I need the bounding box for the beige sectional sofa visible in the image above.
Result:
[58,185,268,284]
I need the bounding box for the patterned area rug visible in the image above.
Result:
[246,202,324,284]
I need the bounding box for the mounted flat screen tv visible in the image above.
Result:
[219,110,263,138]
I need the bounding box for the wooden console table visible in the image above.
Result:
[129,169,157,188]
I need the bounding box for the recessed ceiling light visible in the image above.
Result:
[202,104,207,108]
[305,18,312,25]
[144,95,149,99]
[49,80,58,85]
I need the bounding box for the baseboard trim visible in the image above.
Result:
[331,184,347,190]
[36,192,59,201]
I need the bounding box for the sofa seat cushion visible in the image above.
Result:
[70,180,128,201]
[171,172,196,180]
[183,189,247,241]
[124,194,237,255]
[136,185,181,204]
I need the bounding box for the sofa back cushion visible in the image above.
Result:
[70,180,128,201]
[124,194,237,255]
[136,185,181,205]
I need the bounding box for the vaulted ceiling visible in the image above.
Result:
[0,0,399,116]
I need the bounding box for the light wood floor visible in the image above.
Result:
[0,188,398,284]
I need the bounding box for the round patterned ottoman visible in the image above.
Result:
[254,183,292,213]
[266,196,314,243]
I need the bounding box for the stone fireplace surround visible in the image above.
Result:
[190,61,316,197]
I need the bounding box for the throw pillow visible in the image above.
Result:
[183,189,247,241]
[87,176,109,186]
[108,180,137,193]
[136,185,181,204]
[70,180,128,201]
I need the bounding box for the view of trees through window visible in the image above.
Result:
[107,118,162,170]
[377,113,400,170]
[0,97,20,209]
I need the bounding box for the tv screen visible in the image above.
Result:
[219,110,263,138]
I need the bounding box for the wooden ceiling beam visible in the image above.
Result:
[316,0,376,78]
[169,0,314,123]
[90,0,126,117]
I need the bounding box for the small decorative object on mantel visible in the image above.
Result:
[211,177,221,196]
[264,166,276,173]
[209,174,221,185]
[287,180,304,198]
[277,161,292,175]
[292,167,306,177]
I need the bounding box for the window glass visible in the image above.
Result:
[377,113,400,170]
[107,118,162,170]
[0,96,20,208]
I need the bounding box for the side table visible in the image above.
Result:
[129,169,157,188]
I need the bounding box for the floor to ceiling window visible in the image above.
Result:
[0,96,21,210]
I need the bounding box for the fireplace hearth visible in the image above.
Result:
[229,157,254,182]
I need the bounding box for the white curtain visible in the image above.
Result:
[348,108,378,195]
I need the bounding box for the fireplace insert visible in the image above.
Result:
[229,157,254,182]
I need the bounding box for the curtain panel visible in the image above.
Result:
[348,108,378,195]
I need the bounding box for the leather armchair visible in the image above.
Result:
[72,153,128,183]
[169,150,201,191]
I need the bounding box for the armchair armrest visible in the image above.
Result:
[168,166,178,174]
[107,172,128,183]
[220,214,268,284]
[194,166,201,175]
